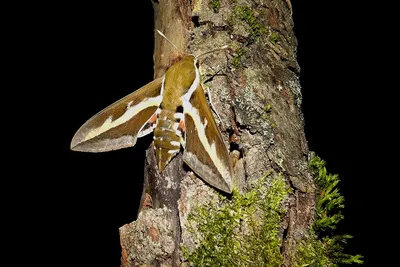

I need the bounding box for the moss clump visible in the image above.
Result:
[209,0,221,13]
[231,47,248,68]
[295,155,363,266]
[183,173,288,266]
[270,31,279,44]
[234,5,267,40]
[265,103,272,113]
[312,156,345,232]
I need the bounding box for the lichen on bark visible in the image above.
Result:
[120,207,175,265]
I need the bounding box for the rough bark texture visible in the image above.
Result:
[119,0,316,266]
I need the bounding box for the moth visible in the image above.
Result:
[71,32,233,193]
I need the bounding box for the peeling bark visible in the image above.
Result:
[120,0,316,266]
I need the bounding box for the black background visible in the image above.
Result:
[12,1,388,266]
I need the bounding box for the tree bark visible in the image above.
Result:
[119,0,315,266]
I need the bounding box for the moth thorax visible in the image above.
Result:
[153,109,182,171]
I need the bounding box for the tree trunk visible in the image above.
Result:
[119,0,315,266]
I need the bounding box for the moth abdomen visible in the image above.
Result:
[153,109,182,171]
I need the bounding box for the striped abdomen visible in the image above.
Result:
[153,108,182,171]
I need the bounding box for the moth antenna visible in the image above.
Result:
[195,45,229,60]
[156,29,183,54]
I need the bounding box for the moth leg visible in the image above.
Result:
[148,113,158,123]
[138,112,159,138]
[178,120,185,131]
[178,120,186,147]
[180,135,186,148]
[200,68,224,126]
[205,85,223,126]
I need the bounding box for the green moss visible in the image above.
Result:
[262,103,275,125]
[270,31,279,44]
[209,0,221,13]
[231,47,248,68]
[183,155,363,266]
[265,103,272,113]
[234,5,268,41]
[227,5,268,43]
[295,154,364,266]
[183,173,288,266]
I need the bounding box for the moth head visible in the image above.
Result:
[164,55,197,91]
[155,29,227,71]
[166,45,229,83]
[156,30,228,92]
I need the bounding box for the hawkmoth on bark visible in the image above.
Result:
[70,33,233,193]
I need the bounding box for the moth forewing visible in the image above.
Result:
[71,77,163,152]
[182,83,233,193]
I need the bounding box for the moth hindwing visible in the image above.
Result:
[71,55,233,193]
